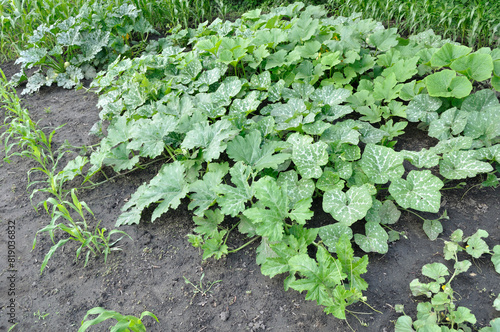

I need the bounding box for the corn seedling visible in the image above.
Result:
[33,189,132,273]
[79,307,158,332]
[1,69,131,273]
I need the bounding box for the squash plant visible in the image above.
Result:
[12,0,155,94]
[71,2,500,319]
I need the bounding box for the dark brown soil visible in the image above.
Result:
[1,60,499,332]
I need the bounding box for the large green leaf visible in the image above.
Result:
[427,107,468,140]
[288,246,346,308]
[277,170,315,207]
[461,89,499,113]
[188,163,229,216]
[422,262,449,282]
[465,229,490,258]
[287,133,328,179]
[389,170,443,213]
[430,43,472,67]
[243,177,288,241]
[394,316,414,332]
[181,119,238,162]
[373,73,402,102]
[402,149,440,168]
[406,94,441,123]
[367,28,398,51]
[323,185,373,225]
[250,71,271,90]
[270,98,307,130]
[365,200,401,225]
[492,246,500,274]
[318,224,353,253]
[217,162,254,217]
[422,219,443,241]
[463,106,500,145]
[440,151,493,179]
[193,209,225,238]
[117,161,189,225]
[310,85,351,107]
[103,143,139,172]
[226,130,291,171]
[360,144,404,184]
[450,53,494,82]
[354,222,389,254]
[424,70,472,99]
[288,16,319,43]
[127,113,178,158]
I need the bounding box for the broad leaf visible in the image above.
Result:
[402,149,440,168]
[323,185,373,225]
[406,94,441,123]
[318,224,353,253]
[492,245,500,274]
[428,107,468,140]
[103,143,139,172]
[430,43,472,67]
[394,316,413,332]
[389,170,443,213]
[277,170,315,207]
[440,151,493,180]
[217,162,254,217]
[360,144,404,184]
[193,209,225,237]
[423,219,443,241]
[182,119,238,162]
[450,53,493,82]
[461,89,499,113]
[465,229,490,258]
[226,130,291,171]
[128,113,178,158]
[118,161,189,225]
[243,177,288,241]
[422,262,449,282]
[287,133,328,179]
[368,28,398,51]
[188,163,229,216]
[365,200,401,225]
[463,106,500,146]
[424,70,472,99]
[354,222,389,254]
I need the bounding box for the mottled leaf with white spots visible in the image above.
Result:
[354,222,389,254]
[360,144,404,184]
[389,170,443,213]
[287,133,328,179]
[323,185,373,225]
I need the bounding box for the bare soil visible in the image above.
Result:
[1,61,499,332]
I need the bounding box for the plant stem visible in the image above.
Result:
[228,236,260,254]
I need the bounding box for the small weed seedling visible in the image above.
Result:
[33,310,50,320]
[183,273,222,304]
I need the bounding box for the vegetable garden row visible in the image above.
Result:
[1,0,500,331]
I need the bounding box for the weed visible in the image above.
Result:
[183,273,222,304]
[33,310,49,320]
